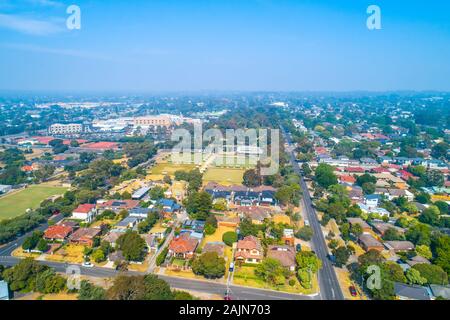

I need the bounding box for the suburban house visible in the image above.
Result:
[69,227,102,247]
[115,216,140,230]
[234,189,260,206]
[236,206,272,225]
[142,234,159,252]
[394,282,431,300]
[204,182,233,202]
[157,198,181,218]
[235,235,263,264]
[202,242,226,257]
[129,207,152,219]
[371,221,405,237]
[347,217,372,233]
[406,255,431,267]
[384,241,415,253]
[216,214,240,228]
[44,225,73,241]
[204,183,278,206]
[281,228,295,246]
[72,204,97,223]
[358,234,384,252]
[131,186,151,200]
[168,233,199,259]
[363,194,381,210]
[267,245,296,271]
[97,199,140,213]
[182,219,205,233]
[103,230,123,248]
[0,281,9,300]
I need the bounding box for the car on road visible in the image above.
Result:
[349,285,357,297]
[304,219,310,226]
[82,262,94,268]
[229,262,235,272]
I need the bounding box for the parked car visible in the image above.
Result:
[229,262,235,272]
[349,285,357,297]
[296,244,302,252]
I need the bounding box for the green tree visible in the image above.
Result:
[191,252,226,279]
[412,264,448,285]
[406,268,427,285]
[433,235,450,275]
[117,231,147,262]
[333,246,350,267]
[255,258,287,286]
[185,191,212,220]
[382,228,404,241]
[419,205,441,226]
[415,245,432,260]
[297,268,312,289]
[92,249,106,263]
[243,169,261,187]
[78,280,106,300]
[222,231,238,246]
[315,164,338,188]
[296,226,314,241]
[296,251,322,273]
[36,239,48,252]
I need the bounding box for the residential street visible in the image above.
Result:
[0,256,317,300]
[282,128,344,300]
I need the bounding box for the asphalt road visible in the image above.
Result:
[0,214,64,257]
[0,256,317,300]
[282,128,344,301]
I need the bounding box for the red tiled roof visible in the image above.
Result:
[169,234,198,253]
[371,167,390,173]
[21,165,34,172]
[237,235,262,251]
[339,175,356,184]
[346,167,365,173]
[44,225,73,239]
[73,204,96,214]
[32,136,55,144]
[83,142,119,150]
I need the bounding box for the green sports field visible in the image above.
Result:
[0,185,68,221]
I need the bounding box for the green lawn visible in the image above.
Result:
[0,185,68,220]
[203,167,246,185]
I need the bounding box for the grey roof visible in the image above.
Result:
[132,186,151,199]
[430,285,450,299]
[394,282,431,300]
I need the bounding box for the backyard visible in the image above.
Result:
[0,185,68,220]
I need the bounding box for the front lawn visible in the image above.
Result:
[233,265,318,295]
[45,244,85,263]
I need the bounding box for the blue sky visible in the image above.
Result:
[0,0,449,92]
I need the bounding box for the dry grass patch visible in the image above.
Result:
[46,244,85,263]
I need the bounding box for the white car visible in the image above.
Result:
[82,262,94,268]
